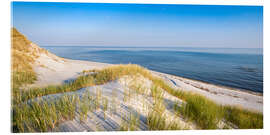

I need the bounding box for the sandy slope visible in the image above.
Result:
[31,52,110,87]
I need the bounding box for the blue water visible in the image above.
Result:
[43,46,263,93]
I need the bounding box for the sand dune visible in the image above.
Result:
[32,76,194,131]
[32,50,262,113]
[19,47,262,131]
[12,28,262,132]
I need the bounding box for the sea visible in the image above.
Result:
[42,46,263,93]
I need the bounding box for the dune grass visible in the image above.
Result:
[120,111,140,131]
[126,75,148,95]
[180,93,223,129]
[13,87,109,132]
[79,98,89,123]
[110,89,118,115]
[147,110,166,130]
[171,89,263,129]
[82,64,263,129]
[147,83,186,130]
[20,75,95,102]
[11,28,40,132]
[11,28,32,53]
[147,110,185,130]
[147,84,166,130]
[13,62,263,131]
[147,93,167,130]
[13,95,78,132]
[11,28,38,104]
[223,106,263,129]
[102,97,109,119]
[20,64,151,102]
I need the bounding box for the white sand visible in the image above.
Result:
[32,52,110,87]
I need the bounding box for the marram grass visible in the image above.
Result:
[13,63,263,131]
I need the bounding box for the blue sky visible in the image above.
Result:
[12,2,263,48]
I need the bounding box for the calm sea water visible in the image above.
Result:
[43,46,263,93]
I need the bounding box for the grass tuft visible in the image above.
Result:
[223,106,263,129]
[180,92,222,129]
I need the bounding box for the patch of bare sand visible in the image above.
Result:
[31,52,110,87]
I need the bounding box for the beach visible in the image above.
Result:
[44,46,263,93]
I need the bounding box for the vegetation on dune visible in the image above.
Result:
[179,93,223,129]
[11,28,37,104]
[11,28,39,132]
[91,65,263,128]
[13,95,77,132]
[11,28,79,132]
[223,105,263,129]
[147,85,167,130]
[80,64,264,129]
[11,28,263,131]
[13,87,110,132]
[20,64,152,102]
[147,110,185,130]
[120,111,140,131]
[20,75,95,102]
[14,64,263,131]
[147,84,185,130]
[102,97,109,119]
[11,28,32,53]
[11,27,46,74]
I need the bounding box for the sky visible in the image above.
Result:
[12,2,263,48]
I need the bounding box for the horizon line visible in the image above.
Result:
[39,45,263,49]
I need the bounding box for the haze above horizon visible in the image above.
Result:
[12,2,263,48]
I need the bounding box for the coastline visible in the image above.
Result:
[32,51,263,112]
[152,71,262,96]
[153,71,263,112]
